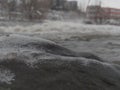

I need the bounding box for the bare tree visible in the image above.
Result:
[0,0,52,21]
[20,0,52,20]
[7,0,17,20]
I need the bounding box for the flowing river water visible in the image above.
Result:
[0,21,120,90]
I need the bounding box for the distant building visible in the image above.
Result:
[86,5,120,23]
[102,8,120,19]
[51,0,66,10]
[64,1,78,11]
[86,5,103,23]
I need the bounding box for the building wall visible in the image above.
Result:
[86,6,120,21]
[51,0,78,11]
[51,0,66,10]
[86,6,103,19]
[64,1,78,11]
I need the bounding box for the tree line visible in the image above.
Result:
[0,0,52,20]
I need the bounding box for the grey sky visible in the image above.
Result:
[68,0,120,10]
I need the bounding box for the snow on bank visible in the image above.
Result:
[0,20,120,40]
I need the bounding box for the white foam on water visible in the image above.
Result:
[0,68,15,84]
[0,20,120,40]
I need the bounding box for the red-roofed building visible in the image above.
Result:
[86,5,120,24]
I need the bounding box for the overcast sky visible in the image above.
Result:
[68,0,120,10]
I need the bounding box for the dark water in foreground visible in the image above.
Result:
[0,34,120,90]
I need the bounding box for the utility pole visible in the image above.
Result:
[98,0,102,24]
[94,0,102,24]
[86,0,91,10]
[87,0,91,6]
